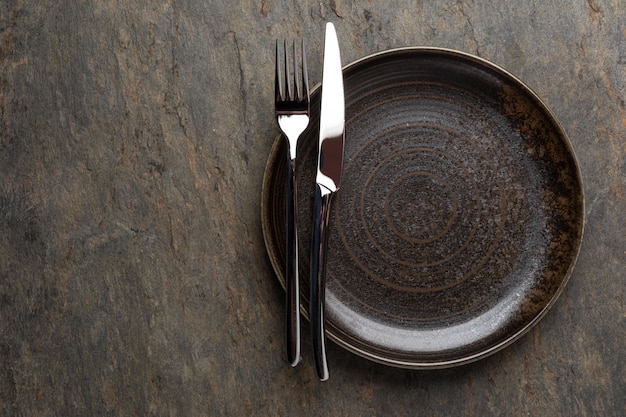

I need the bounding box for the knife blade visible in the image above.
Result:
[310,22,344,381]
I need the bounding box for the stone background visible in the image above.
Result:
[1,0,624,415]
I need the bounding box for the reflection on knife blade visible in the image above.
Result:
[318,137,344,192]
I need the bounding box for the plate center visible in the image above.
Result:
[385,171,457,244]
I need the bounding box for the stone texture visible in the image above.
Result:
[0,0,624,415]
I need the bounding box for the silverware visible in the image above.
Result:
[310,22,344,381]
[275,39,310,367]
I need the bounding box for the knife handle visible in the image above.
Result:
[310,183,334,381]
[285,157,301,367]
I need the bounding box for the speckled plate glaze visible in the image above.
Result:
[261,48,584,369]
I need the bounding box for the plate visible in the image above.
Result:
[261,48,584,368]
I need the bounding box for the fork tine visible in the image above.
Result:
[301,40,309,103]
[284,39,293,101]
[275,39,284,101]
[276,39,309,110]
[293,41,301,102]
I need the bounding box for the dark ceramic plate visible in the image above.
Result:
[261,48,584,369]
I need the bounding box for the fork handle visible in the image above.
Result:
[310,184,334,381]
[285,156,301,367]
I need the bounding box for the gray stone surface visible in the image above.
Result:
[1,0,624,415]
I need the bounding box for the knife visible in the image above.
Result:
[310,22,345,381]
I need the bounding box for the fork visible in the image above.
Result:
[275,39,310,367]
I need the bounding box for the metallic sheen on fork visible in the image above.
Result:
[275,39,310,367]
